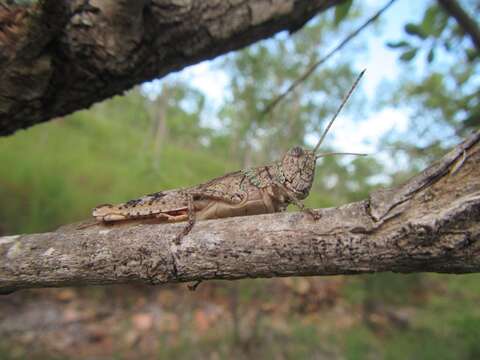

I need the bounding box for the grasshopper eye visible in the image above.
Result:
[289,146,304,157]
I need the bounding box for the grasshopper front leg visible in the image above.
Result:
[277,183,321,220]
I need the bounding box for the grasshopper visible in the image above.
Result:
[92,70,366,243]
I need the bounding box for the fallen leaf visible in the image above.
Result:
[132,313,153,331]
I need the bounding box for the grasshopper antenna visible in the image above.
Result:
[316,152,367,160]
[313,69,366,154]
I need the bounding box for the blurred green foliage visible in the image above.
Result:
[0,88,234,234]
[383,0,479,174]
[341,273,480,360]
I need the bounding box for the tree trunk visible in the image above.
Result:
[149,85,169,168]
[1,131,479,294]
[0,0,345,136]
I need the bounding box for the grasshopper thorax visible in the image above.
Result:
[278,146,316,200]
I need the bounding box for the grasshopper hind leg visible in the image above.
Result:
[173,194,196,245]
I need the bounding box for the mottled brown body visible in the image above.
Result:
[93,147,317,225]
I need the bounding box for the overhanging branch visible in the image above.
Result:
[0,0,345,135]
[1,132,479,293]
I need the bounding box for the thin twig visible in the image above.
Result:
[187,280,202,291]
[262,0,397,115]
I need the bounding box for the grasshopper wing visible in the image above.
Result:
[93,190,189,222]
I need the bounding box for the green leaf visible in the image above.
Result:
[386,41,410,49]
[463,112,480,129]
[433,11,449,36]
[422,5,439,34]
[334,0,353,26]
[405,23,428,39]
[427,48,435,63]
[419,4,448,37]
[466,48,479,62]
[399,48,418,62]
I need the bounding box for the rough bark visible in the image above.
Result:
[0,0,345,136]
[1,131,479,294]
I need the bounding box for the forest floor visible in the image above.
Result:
[3,274,475,360]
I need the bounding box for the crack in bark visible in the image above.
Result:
[169,248,179,280]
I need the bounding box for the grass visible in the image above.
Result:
[0,96,234,234]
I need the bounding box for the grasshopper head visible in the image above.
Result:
[280,146,316,199]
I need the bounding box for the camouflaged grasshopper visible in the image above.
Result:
[92,70,366,243]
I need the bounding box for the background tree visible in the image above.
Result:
[382,0,479,177]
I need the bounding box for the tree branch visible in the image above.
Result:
[437,0,480,51]
[1,131,479,294]
[262,0,397,115]
[0,0,346,136]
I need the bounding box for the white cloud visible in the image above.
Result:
[322,107,410,153]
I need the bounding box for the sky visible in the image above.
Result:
[142,0,429,154]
